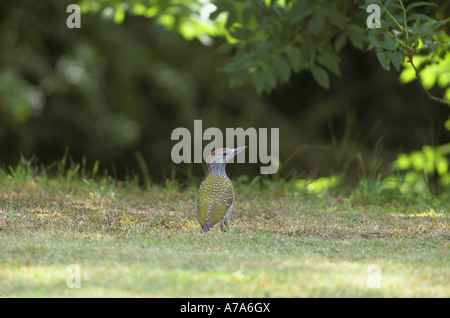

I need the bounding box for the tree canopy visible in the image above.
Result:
[79,0,450,99]
[0,0,449,190]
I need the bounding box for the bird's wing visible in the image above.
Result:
[220,182,234,210]
[197,176,234,226]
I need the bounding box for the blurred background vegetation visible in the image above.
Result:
[0,0,449,196]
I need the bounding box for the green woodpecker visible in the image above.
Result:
[197,146,246,232]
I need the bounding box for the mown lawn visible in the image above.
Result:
[0,178,449,297]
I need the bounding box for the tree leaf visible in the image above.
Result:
[382,33,398,51]
[114,6,125,24]
[322,3,347,26]
[376,52,391,70]
[251,70,265,94]
[230,72,247,88]
[370,37,382,52]
[273,55,291,83]
[334,33,347,52]
[407,13,435,22]
[288,1,315,24]
[132,4,146,15]
[217,42,238,54]
[308,11,325,33]
[302,38,316,65]
[225,10,237,29]
[387,52,403,71]
[284,46,303,71]
[310,64,330,89]
[346,24,366,50]
[261,62,277,89]
[317,52,341,76]
[406,2,438,11]
[419,19,450,38]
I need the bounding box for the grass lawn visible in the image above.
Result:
[0,177,449,297]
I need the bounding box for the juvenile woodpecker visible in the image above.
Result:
[197,146,246,232]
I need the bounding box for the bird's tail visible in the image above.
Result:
[201,223,215,232]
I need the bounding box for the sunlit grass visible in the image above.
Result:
[1,229,448,297]
[0,162,449,297]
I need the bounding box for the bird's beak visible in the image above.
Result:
[226,146,246,163]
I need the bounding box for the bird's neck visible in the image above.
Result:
[208,163,228,177]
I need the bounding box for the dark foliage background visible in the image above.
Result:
[0,0,449,184]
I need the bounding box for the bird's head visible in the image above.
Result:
[206,146,247,166]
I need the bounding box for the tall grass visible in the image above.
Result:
[0,150,448,211]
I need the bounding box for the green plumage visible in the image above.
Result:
[197,174,234,232]
[197,147,245,232]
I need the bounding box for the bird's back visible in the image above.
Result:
[197,174,234,232]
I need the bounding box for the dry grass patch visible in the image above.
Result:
[1,180,449,297]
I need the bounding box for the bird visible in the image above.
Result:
[197,146,246,232]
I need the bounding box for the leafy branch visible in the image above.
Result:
[408,56,450,107]
[79,0,450,96]
[367,0,450,107]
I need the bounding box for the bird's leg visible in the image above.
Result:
[219,221,229,232]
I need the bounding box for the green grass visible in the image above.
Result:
[0,164,449,297]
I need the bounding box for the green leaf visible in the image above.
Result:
[419,19,450,38]
[384,0,396,8]
[317,52,341,76]
[346,24,366,50]
[376,52,391,71]
[308,11,325,33]
[230,72,247,88]
[114,5,125,24]
[261,62,277,89]
[436,157,449,176]
[273,55,291,83]
[387,52,402,71]
[370,37,382,52]
[288,1,315,24]
[395,154,411,170]
[217,42,237,54]
[251,71,265,94]
[334,33,347,52]
[302,38,316,65]
[382,33,399,51]
[407,14,435,22]
[284,46,303,71]
[445,119,450,131]
[322,3,347,26]
[310,64,330,89]
[406,2,438,11]
[132,4,147,15]
[144,7,158,18]
[225,10,237,29]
